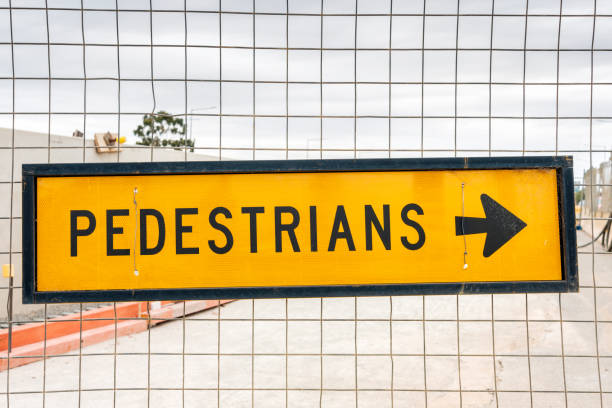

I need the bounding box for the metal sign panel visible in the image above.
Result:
[22,156,577,303]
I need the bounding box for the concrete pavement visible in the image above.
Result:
[0,231,610,407]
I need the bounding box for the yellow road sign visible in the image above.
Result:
[23,157,577,303]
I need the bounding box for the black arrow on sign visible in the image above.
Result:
[455,194,527,258]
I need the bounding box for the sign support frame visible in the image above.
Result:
[22,156,578,304]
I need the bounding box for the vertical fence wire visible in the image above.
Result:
[388,1,394,406]
[589,2,605,407]
[556,2,570,407]
[5,0,15,405]
[522,3,534,408]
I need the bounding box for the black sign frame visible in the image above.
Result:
[22,156,578,303]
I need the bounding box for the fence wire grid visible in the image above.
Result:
[1,0,612,407]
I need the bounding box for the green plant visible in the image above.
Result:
[133,111,193,151]
[575,188,585,204]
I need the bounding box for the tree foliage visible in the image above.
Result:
[575,188,585,204]
[133,111,193,151]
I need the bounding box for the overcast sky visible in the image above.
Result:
[0,0,611,175]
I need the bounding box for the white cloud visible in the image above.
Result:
[0,4,610,176]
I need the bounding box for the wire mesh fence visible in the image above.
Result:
[0,0,611,407]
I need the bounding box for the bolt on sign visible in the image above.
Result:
[22,156,577,303]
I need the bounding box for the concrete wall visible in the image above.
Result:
[0,128,217,321]
[583,156,612,219]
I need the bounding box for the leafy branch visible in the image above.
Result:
[133,111,193,151]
